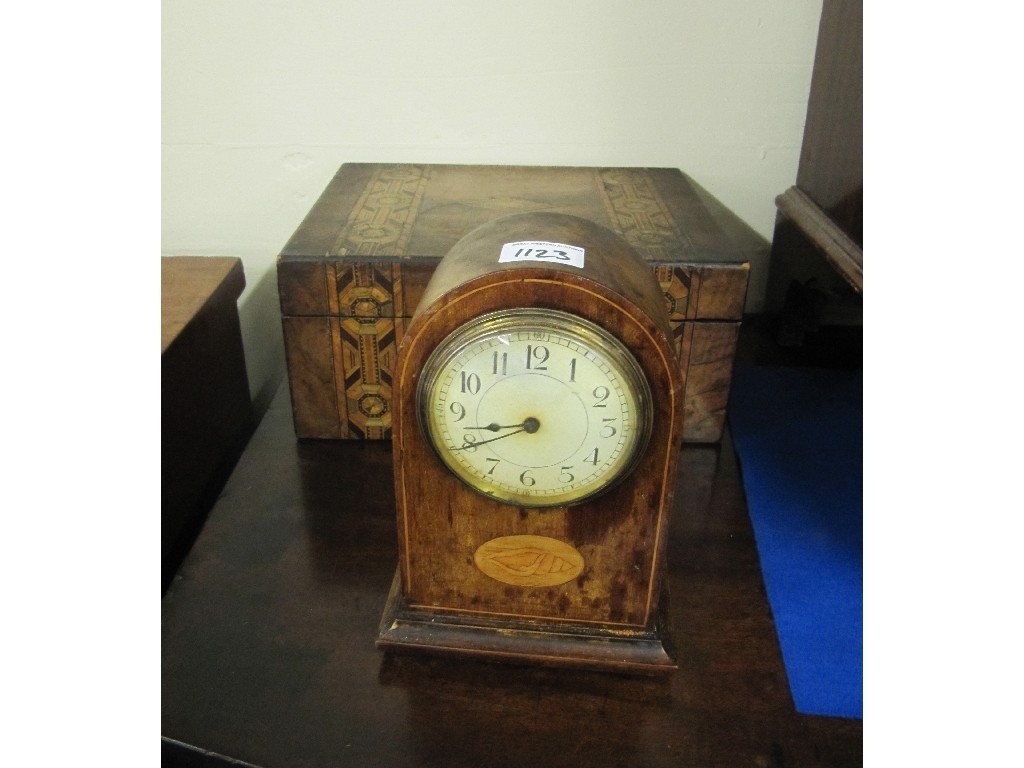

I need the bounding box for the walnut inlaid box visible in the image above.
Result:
[277,164,757,442]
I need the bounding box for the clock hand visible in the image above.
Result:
[451,428,525,450]
[461,417,541,434]
[450,417,541,450]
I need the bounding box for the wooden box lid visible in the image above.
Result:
[278,164,758,320]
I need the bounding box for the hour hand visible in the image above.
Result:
[463,422,523,432]
[462,418,540,434]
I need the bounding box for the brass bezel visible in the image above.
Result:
[416,308,654,508]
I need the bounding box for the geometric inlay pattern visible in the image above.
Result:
[337,316,398,440]
[595,168,694,262]
[331,165,431,258]
[654,264,694,320]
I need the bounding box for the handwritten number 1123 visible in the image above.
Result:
[513,248,570,261]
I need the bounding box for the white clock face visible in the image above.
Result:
[418,309,652,508]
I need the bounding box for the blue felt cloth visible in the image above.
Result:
[727,365,863,719]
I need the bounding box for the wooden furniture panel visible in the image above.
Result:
[676,321,742,443]
[280,315,340,438]
[765,0,863,347]
[162,256,254,591]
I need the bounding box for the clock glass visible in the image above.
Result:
[418,308,653,508]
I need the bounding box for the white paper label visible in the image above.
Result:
[498,240,585,269]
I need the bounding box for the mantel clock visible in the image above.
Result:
[377,212,685,673]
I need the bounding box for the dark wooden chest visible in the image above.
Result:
[277,163,756,442]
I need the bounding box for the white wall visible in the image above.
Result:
[162,0,823,415]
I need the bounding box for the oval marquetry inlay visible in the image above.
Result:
[473,535,584,587]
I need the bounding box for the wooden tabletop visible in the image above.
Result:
[161,256,245,354]
[162,384,863,767]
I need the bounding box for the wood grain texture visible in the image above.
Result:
[796,0,863,241]
[677,322,742,443]
[413,212,675,341]
[278,164,752,443]
[281,316,343,438]
[162,257,253,591]
[691,264,751,320]
[275,258,327,317]
[162,256,245,353]
[279,164,749,265]
[776,185,862,292]
[765,0,862,317]
[385,213,684,671]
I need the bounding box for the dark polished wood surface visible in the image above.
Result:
[162,256,254,593]
[765,0,862,325]
[162,384,862,767]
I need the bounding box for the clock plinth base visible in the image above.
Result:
[376,571,677,676]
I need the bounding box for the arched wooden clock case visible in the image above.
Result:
[377,212,685,674]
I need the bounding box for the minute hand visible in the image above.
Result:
[451,428,526,450]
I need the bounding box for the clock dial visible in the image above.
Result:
[418,308,652,507]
